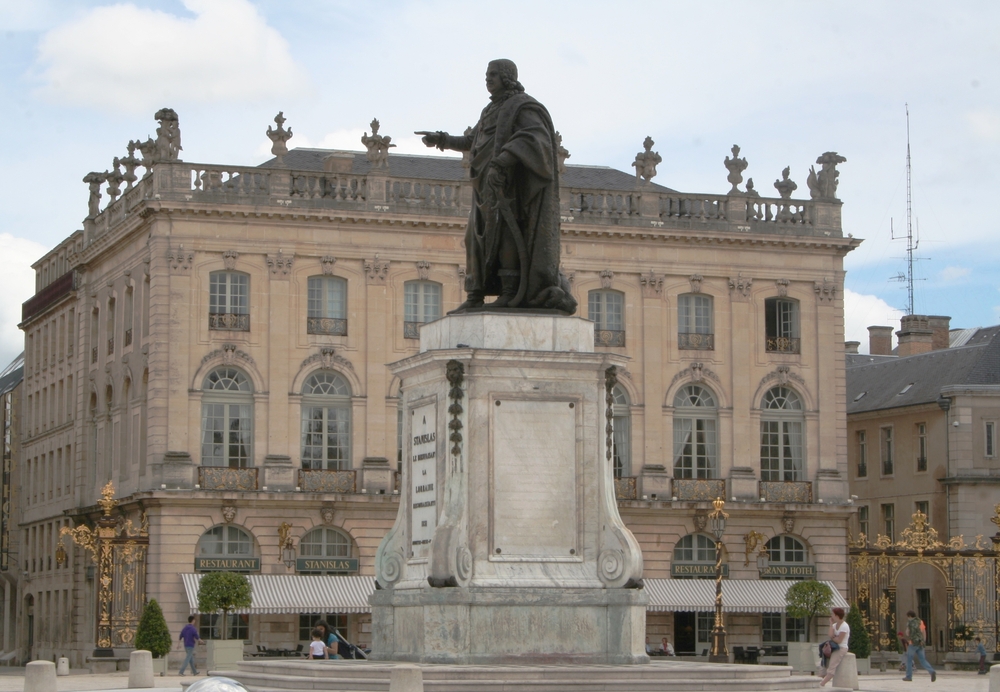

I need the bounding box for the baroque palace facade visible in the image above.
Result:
[11,110,857,666]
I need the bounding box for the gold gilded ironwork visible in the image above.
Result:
[614,476,637,500]
[759,481,812,503]
[674,479,725,502]
[298,469,356,493]
[743,530,767,566]
[199,467,258,491]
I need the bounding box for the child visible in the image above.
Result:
[310,628,327,660]
[976,637,988,675]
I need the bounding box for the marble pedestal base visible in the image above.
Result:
[370,586,647,664]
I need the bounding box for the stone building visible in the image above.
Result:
[846,319,1000,663]
[0,353,23,658]
[14,111,857,666]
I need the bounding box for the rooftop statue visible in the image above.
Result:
[266,111,294,166]
[362,118,395,169]
[632,136,662,184]
[806,151,847,201]
[724,144,748,194]
[153,107,182,162]
[417,59,577,314]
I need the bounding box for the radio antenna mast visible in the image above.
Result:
[890,104,921,315]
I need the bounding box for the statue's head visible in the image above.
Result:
[486,59,524,96]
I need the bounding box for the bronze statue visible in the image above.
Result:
[417,59,577,314]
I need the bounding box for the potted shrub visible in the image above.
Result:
[134,598,173,676]
[197,572,252,672]
[785,580,834,673]
[845,603,871,674]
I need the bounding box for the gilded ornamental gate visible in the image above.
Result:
[849,508,1000,654]
[61,482,149,650]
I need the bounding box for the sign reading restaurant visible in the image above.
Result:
[194,557,261,572]
[295,558,359,573]
[671,563,730,577]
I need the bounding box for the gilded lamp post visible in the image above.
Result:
[708,497,730,663]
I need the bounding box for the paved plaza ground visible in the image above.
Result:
[0,665,987,692]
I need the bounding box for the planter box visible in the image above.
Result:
[787,641,816,674]
[151,657,168,677]
[856,657,870,675]
[207,640,244,672]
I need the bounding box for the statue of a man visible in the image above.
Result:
[418,59,576,314]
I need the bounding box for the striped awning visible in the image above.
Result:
[644,579,849,613]
[181,574,376,615]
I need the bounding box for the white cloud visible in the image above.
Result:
[967,109,1000,143]
[843,289,903,354]
[939,266,971,282]
[33,0,307,113]
[0,234,49,369]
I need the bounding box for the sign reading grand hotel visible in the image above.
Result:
[410,402,437,558]
[760,564,816,578]
[194,557,261,572]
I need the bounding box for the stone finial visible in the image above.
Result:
[121,141,141,188]
[153,108,182,162]
[806,151,847,200]
[724,144,748,194]
[83,171,107,218]
[106,158,125,203]
[361,118,396,170]
[745,177,760,197]
[555,131,571,175]
[266,111,294,166]
[135,137,156,170]
[773,166,797,200]
[631,136,662,184]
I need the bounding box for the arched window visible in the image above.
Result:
[672,534,718,580]
[201,368,253,468]
[764,297,800,353]
[611,385,631,478]
[404,281,442,339]
[765,535,807,569]
[298,527,355,575]
[197,524,254,562]
[209,271,250,331]
[301,372,351,470]
[672,385,718,479]
[760,387,804,481]
[677,293,714,350]
[589,290,625,347]
[307,276,347,336]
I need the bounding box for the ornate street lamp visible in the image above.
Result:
[278,522,297,569]
[756,546,770,576]
[708,497,730,663]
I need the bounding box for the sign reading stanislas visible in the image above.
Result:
[295,558,359,573]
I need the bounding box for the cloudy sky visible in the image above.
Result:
[2,0,999,367]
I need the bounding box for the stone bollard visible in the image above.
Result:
[24,661,57,692]
[389,663,424,692]
[832,652,859,691]
[128,649,154,688]
[56,657,70,676]
[990,664,1000,692]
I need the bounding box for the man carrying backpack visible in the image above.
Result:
[902,610,936,682]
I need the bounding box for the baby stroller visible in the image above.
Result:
[334,631,368,660]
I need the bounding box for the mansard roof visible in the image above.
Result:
[259,148,678,194]
[846,329,1000,415]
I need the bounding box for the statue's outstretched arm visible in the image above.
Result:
[416,131,473,152]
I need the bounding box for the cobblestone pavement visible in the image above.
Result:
[0,666,989,691]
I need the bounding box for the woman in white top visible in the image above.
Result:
[819,607,850,687]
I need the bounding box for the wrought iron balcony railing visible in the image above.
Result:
[209,313,250,331]
[759,480,812,503]
[198,466,259,491]
[673,478,725,502]
[307,317,347,336]
[614,476,637,500]
[766,336,801,354]
[107,338,115,355]
[298,469,356,493]
[595,329,626,347]
[678,332,714,350]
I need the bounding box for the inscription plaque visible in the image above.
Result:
[410,402,438,558]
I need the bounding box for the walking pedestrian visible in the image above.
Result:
[902,610,936,682]
[976,637,988,675]
[819,607,850,687]
[178,615,202,676]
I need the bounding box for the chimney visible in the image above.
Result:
[868,326,893,356]
[927,315,951,351]
[845,341,860,354]
[896,315,934,357]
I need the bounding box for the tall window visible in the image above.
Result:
[301,372,351,470]
[106,298,116,356]
[307,276,347,336]
[764,535,807,579]
[673,534,717,579]
[915,500,929,519]
[209,271,250,331]
[589,290,625,347]
[764,298,800,354]
[201,368,253,468]
[611,385,631,478]
[90,308,99,364]
[200,613,249,641]
[404,281,441,339]
[882,503,895,542]
[916,423,927,471]
[124,285,134,347]
[856,430,868,478]
[858,506,869,539]
[677,294,714,350]
[762,613,806,644]
[197,525,254,561]
[672,385,718,479]
[759,387,804,481]
[986,422,996,459]
[298,527,353,574]
[880,427,894,476]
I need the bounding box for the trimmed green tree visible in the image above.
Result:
[845,603,871,659]
[196,572,252,640]
[785,580,834,642]
[134,598,172,658]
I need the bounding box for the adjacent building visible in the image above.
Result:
[14,110,858,666]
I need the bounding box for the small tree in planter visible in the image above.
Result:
[845,604,870,659]
[135,598,172,657]
[785,580,834,642]
[197,572,252,640]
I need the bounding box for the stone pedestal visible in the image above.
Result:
[371,313,646,664]
[56,658,70,676]
[263,454,295,491]
[833,652,860,690]
[128,650,154,688]
[25,661,57,692]
[363,457,393,494]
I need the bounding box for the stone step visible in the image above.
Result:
[225,660,840,692]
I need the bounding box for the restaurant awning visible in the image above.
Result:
[644,579,849,613]
[181,574,376,615]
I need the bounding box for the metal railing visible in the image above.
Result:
[614,476,638,500]
[209,313,250,331]
[198,467,259,491]
[306,317,347,336]
[678,332,714,350]
[595,329,626,347]
[759,481,812,503]
[673,478,725,502]
[765,336,800,354]
[298,469,356,493]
